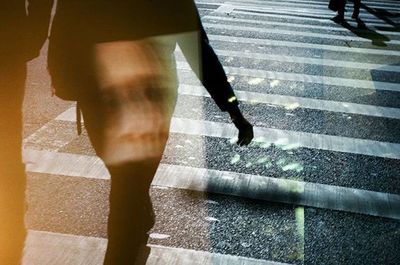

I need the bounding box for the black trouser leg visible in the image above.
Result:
[353,0,361,18]
[338,0,346,17]
[104,162,156,265]
[80,99,156,265]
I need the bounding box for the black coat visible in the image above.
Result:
[0,1,53,59]
[48,0,199,100]
[48,0,238,111]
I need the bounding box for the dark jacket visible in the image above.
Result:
[0,1,53,60]
[48,0,238,111]
[48,0,199,100]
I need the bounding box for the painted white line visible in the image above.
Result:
[222,2,398,23]
[23,120,77,151]
[197,0,400,11]
[24,230,288,265]
[54,108,400,159]
[224,0,400,12]
[177,61,400,92]
[208,34,400,56]
[146,244,288,265]
[200,48,400,72]
[22,149,400,220]
[178,84,400,119]
[153,164,400,220]
[204,23,400,44]
[170,117,400,159]
[232,9,400,30]
[222,0,400,10]
[23,230,106,265]
[24,149,109,180]
[204,15,400,37]
[215,4,235,13]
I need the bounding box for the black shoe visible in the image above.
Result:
[332,14,345,24]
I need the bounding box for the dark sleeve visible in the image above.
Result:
[179,12,239,112]
[26,0,54,56]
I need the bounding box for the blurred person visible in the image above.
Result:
[48,1,253,264]
[331,0,361,23]
[0,1,53,264]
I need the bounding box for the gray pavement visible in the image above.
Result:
[22,0,400,264]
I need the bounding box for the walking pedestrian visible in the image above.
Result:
[0,1,53,264]
[48,1,253,264]
[330,0,361,23]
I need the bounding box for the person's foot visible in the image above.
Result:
[356,18,366,29]
[332,14,345,24]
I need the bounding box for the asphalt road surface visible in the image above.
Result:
[22,0,400,264]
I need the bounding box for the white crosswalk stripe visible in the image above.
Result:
[23,149,400,220]
[232,9,400,30]
[204,15,400,37]
[207,35,400,56]
[204,23,400,45]
[178,47,400,72]
[24,230,284,265]
[177,61,400,92]
[178,84,400,119]
[52,107,400,159]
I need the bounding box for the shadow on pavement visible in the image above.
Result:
[342,18,390,46]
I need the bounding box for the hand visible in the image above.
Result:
[232,115,254,146]
[227,105,254,146]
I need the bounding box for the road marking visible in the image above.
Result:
[198,0,400,11]
[204,15,400,37]
[232,9,400,31]
[23,230,106,265]
[172,117,400,159]
[177,61,400,92]
[224,0,400,10]
[23,149,400,220]
[224,0,400,12]
[215,4,235,13]
[54,108,400,159]
[220,2,396,23]
[24,149,109,180]
[24,230,288,265]
[204,23,400,45]
[187,46,400,72]
[178,84,400,120]
[207,34,400,56]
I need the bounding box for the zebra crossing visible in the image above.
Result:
[23,0,400,264]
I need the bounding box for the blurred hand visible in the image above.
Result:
[231,114,254,146]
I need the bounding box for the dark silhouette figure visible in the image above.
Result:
[329,0,391,46]
[331,0,361,23]
[48,1,253,264]
[0,1,53,264]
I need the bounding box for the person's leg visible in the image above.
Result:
[334,0,346,22]
[80,97,157,265]
[80,35,177,265]
[0,58,27,264]
[352,0,361,19]
[104,161,156,265]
